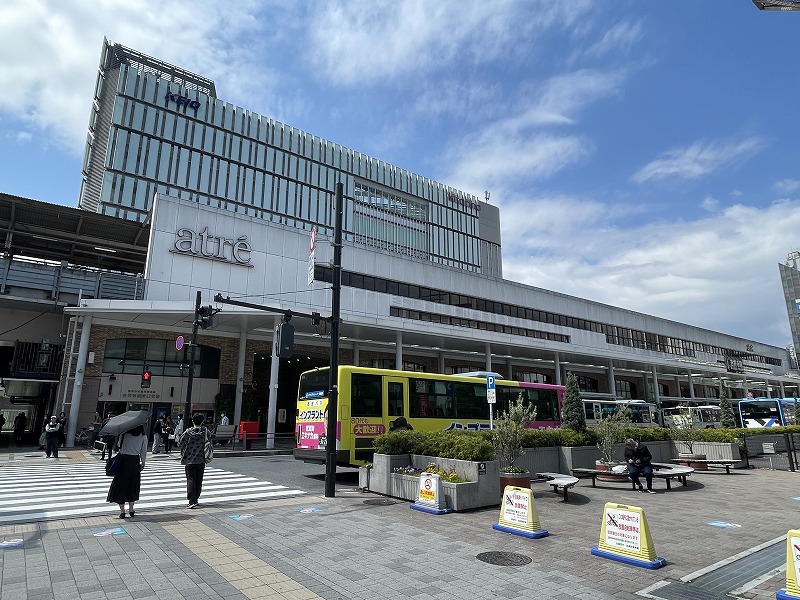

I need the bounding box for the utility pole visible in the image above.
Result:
[324,182,344,498]
[183,291,201,424]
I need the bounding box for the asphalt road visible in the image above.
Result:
[212,453,361,497]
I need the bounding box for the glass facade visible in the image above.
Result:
[80,41,496,274]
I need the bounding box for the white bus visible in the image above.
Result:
[583,399,659,428]
[661,405,721,429]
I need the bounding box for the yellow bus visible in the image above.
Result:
[293,365,565,467]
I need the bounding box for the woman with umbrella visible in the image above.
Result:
[103,411,150,518]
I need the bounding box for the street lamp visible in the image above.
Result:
[753,0,800,9]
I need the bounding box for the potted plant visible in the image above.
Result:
[594,405,632,481]
[491,392,536,493]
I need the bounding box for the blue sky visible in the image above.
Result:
[1,1,799,347]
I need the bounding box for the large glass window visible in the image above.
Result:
[350,373,382,417]
[102,338,220,378]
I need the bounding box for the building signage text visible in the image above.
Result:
[165,92,201,111]
[171,227,254,267]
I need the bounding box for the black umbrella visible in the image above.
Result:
[97,410,151,437]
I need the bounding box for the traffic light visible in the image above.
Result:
[198,305,214,329]
[141,368,151,388]
[276,321,294,358]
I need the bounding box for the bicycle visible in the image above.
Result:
[74,428,93,447]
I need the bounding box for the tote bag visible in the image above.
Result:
[105,454,121,477]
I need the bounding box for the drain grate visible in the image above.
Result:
[363,498,398,506]
[476,551,532,566]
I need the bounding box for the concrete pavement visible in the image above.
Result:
[0,448,797,599]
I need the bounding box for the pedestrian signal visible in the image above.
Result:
[141,369,152,388]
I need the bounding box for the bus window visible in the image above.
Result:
[387,382,403,416]
[351,373,382,417]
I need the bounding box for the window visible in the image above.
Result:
[102,338,219,378]
[350,373,382,417]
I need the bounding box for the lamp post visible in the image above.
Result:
[324,182,344,498]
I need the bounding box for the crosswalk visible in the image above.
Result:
[0,456,306,523]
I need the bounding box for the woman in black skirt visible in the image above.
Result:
[107,424,148,518]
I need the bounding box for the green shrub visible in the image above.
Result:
[373,430,494,461]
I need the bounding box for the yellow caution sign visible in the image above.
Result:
[410,472,451,515]
[492,486,548,539]
[590,502,665,569]
[776,529,800,599]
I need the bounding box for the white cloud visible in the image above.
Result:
[0,0,268,154]
[631,137,766,184]
[585,19,644,58]
[16,131,32,143]
[306,1,594,85]
[700,196,719,213]
[501,197,798,345]
[773,179,800,195]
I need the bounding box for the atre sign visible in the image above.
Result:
[170,227,253,267]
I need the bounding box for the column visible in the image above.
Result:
[687,372,695,399]
[485,342,492,373]
[353,343,360,367]
[607,361,616,397]
[554,353,562,386]
[651,366,661,407]
[233,327,247,428]
[437,352,445,374]
[66,314,92,447]
[395,330,403,370]
[266,316,281,450]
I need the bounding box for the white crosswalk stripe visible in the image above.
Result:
[0,457,305,523]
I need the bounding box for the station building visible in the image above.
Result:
[2,39,798,446]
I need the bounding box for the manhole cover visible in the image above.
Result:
[363,499,398,506]
[476,551,532,566]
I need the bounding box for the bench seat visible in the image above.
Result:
[534,472,580,501]
[668,458,741,474]
[571,464,694,490]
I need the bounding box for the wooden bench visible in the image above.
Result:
[534,472,580,501]
[212,424,237,446]
[669,458,741,474]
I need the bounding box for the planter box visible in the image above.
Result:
[369,453,502,511]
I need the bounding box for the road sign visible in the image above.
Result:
[175,335,184,351]
[307,249,315,287]
[486,375,496,404]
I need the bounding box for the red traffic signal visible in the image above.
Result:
[141,369,152,388]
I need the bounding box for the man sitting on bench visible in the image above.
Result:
[625,438,655,494]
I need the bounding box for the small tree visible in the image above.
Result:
[671,404,700,453]
[491,392,536,472]
[560,372,586,432]
[719,387,737,428]
[595,406,632,464]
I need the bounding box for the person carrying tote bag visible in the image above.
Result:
[106,425,148,518]
[178,414,211,509]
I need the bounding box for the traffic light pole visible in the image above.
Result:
[324,182,343,498]
[183,290,201,425]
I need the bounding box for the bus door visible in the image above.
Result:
[385,377,409,432]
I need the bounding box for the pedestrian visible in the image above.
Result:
[218,411,230,445]
[624,438,655,493]
[57,411,67,447]
[0,413,5,432]
[106,424,148,519]
[13,412,27,443]
[163,415,175,454]
[45,415,60,458]
[100,412,116,460]
[179,413,211,509]
[152,415,164,454]
[173,415,184,444]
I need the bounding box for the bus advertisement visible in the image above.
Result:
[294,366,565,467]
[738,398,798,428]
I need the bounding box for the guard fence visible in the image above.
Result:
[737,430,799,471]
